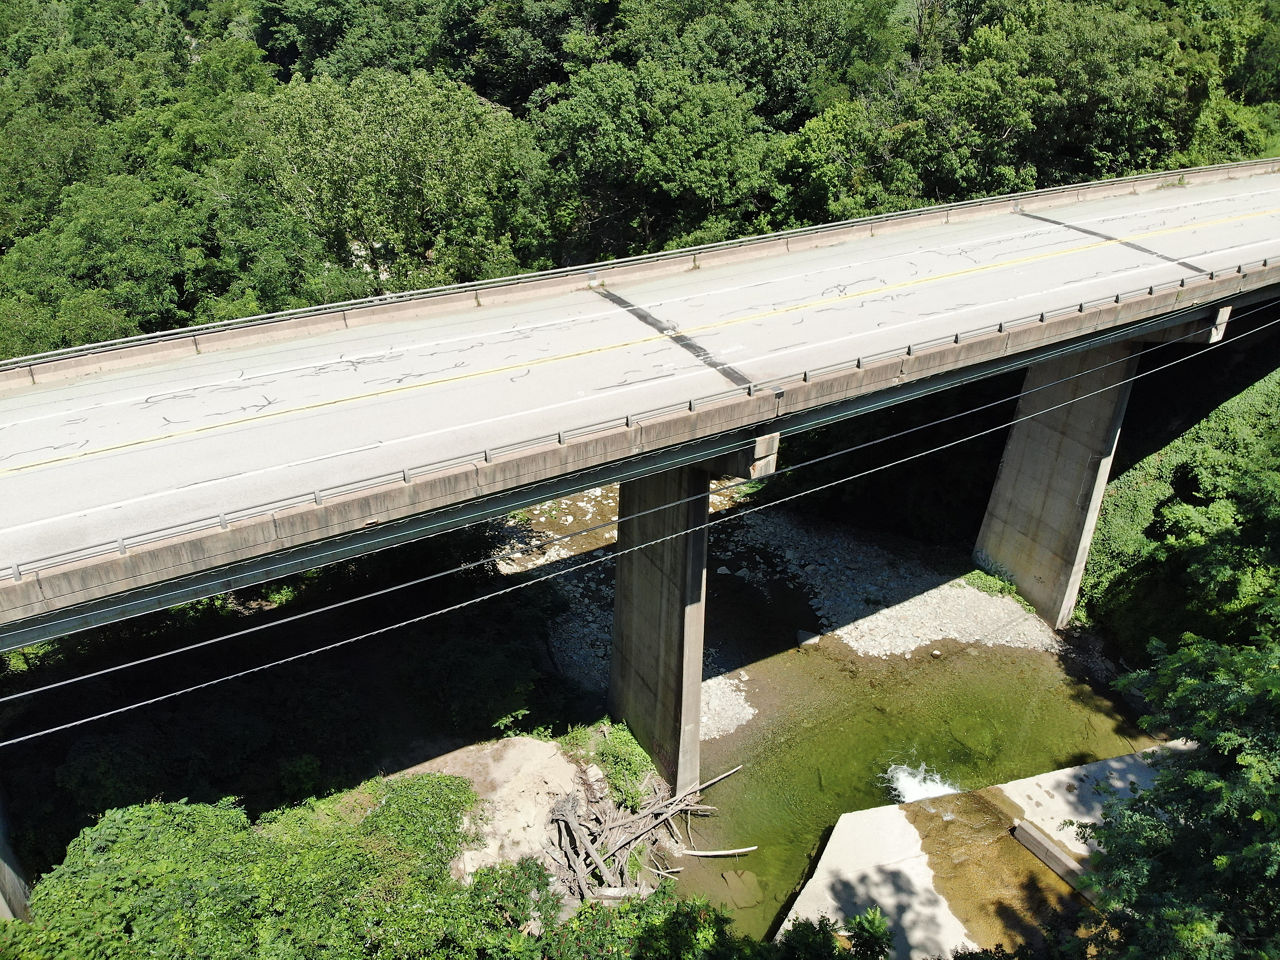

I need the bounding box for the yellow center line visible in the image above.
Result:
[683,205,1279,333]
[4,204,1277,479]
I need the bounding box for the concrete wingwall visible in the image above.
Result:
[0,786,30,921]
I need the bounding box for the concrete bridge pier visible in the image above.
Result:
[976,341,1140,629]
[609,436,780,792]
[610,464,710,795]
[0,784,30,921]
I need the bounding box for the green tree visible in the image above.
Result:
[0,174,217,335]
[0,44,149,254]
[896,25,1051,201]
[771,22,1050,223]
[323,0,617,109]
[1079,633,1280,958]
[535,60,773,259]
[649,0,866,131]
[770,98,925,225]
[1014,0,1257,181]
[258,70,550,289]
[1231,0,1280,104]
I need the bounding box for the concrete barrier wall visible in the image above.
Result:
[29,336,199,386]
[0,789,29,921]
[3,160,1276,396]
[4,260,1276,627]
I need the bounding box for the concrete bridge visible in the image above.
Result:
[3,159,1280,791]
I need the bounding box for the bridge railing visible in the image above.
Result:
[6,255,1275,585]
[1,157,1277,381]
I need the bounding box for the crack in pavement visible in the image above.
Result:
[0,440,88,464]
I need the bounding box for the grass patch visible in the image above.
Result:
[963,568,1036,613]
[560,719,658,810]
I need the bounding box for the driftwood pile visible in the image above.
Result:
[544,764,751,904]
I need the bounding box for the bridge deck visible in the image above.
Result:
[2,167,1279,616]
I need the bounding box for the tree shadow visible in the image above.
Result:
[824,866,957,959]
[0,532,604,880]
[991,871,1086,958]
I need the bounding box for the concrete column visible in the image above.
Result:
[0,785,29,921]
[976,341,1139,629]
[610,464,709,795]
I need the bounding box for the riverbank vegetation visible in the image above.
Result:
[0,769,892,959]
[1061,360,1280,959]
[1079,365,1280,666]
[1,0,1277,361]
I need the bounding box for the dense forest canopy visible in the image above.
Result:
[0,0,1276,361]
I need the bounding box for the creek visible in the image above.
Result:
[508,489,1154,942]
[674,632,1152,941]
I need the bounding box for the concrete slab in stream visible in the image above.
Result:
[778,745,1190,958]
[778,804,975,959]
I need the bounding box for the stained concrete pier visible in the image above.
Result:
[976,341,1139,628]
[0,788,29,921]
[610,464,711,794]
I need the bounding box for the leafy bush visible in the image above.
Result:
[559,720,658,809]
[843,907,893,960]
[7,770,873,959]
[19,775,485,959]
[1080,367,1280,661]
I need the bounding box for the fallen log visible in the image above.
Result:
[604,766,743,859]
[646,865,683,877]
[681,846,758,858]
[556,817,593,899]
[607,766,740,833]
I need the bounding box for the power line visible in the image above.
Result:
[2,299,1265,705]
[2,302,1278,748]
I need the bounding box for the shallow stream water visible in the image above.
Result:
[674,636,1152,940]
[506,491,1153,943]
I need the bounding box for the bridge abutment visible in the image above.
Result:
[610,464,709,794]
[976,341,1139,629]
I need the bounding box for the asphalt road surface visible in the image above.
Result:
[3,172,1279,574]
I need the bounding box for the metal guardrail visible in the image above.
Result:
[6,256,1274,583]
[1,158,1276,375]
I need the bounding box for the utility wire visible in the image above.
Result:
[1,292,1244,631]
[2,303,1278,748]
[2,299,1267,705]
